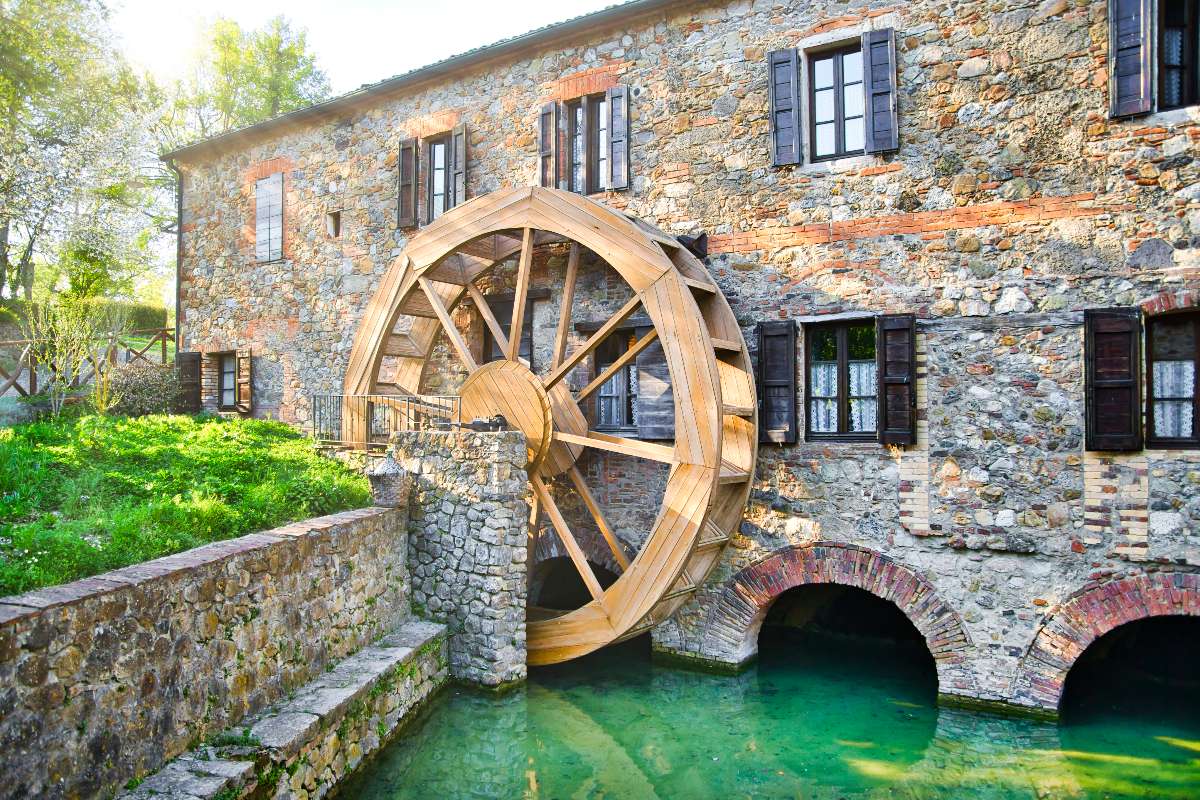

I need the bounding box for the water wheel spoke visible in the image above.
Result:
[551,243,580,370]
[507,227,535,362]
[466,280,515,359]
[531,474,605,602]
[544,295,642,390]
[566,466,630,571]
[418,276,477,372]
[553,430,675,464]
[576,328,658,402]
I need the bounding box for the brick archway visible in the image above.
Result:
[1010,572,1200,711]
[690,543,976,693]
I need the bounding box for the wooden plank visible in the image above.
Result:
[711,337,742,353]
[466,282,510,356]
[544,295,641,389]
[532,475,604,602]
[567,466,631,571]
[418,276,477,372]
[576,328,658,402]
[551,243,580,370]
[681,275,716,294]
[719,461,751,484]
[722,403,754,418]
[554,430,675,464]
[508,228,535,362]
[383,333,423,358]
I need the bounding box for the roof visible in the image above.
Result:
[161,0,681,163]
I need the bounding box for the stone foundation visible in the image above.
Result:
[392,429,529,689]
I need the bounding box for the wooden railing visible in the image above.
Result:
[310,393,461,450]
[0,328,175,397]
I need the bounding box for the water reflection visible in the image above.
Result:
[341,632,1200,800]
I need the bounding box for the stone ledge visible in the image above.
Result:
[122,619,448,800]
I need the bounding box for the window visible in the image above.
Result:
[1147,311,1200,446]
[427,136,449,223]
[806,320,877,439]
[218,353,236,410]
[325,210,341,238]
[595,333,637,431]
[809,44,865,161]
[1084,308,1143,451]
[481,296,535,368]
[566,94,609,194]
[540,87,629,191]
[1160,0,1200,110]
[254,172,283,262]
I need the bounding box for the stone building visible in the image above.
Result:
[163,0,1200,715]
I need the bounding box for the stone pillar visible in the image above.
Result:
[392,429,529,690]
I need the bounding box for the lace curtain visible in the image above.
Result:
[848,361,877,432]
[1154,360,1195,438]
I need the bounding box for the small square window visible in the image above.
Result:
[325,211,341,238]
[1147,311,1200,447]
[806,320,877,440]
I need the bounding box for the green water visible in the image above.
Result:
[341,631,1200,799]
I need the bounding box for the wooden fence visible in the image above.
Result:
[0,328,175,397]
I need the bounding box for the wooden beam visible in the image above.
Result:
[507,227,534,362]
[466,281,510,356]
[544,295,641,390]
[532,474,604,602]
[418,276,477,372]
[554,430,675,464]
[567,466,631,571]
[576,328,658,401]
[552,243,580,370]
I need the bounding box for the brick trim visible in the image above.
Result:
[545,63,625,101]
[1139,288,1200,316]
[1010,571,1200,711]
[693,543,975,692]
[401,109,462,139]
[792,6,900,41]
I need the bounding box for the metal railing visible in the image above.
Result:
[310,393,460,449]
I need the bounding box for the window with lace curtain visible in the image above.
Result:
[806,320,877,440]
[1160,0,1199,111]
[1147,312,1200,446]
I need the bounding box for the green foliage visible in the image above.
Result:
[109,363,181,417]
[0,413,370,596]
[0,299,167,334]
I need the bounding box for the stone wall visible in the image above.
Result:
[0,507,410,800]
[172,0,1200,713]
[392,430,529,689]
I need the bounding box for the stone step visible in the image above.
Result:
[121,619,447,800]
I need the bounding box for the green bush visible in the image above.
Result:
[0,413,370,596]
[110,363,182,416]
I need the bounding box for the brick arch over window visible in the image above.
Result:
[691,543,975,693]
[1010,572,1200,712]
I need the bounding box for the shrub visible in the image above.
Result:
[110,363,182,416]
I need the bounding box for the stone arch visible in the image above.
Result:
[692,543,976,693]
[1010,571,1200,712]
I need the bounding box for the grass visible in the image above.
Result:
[0,412,371,597]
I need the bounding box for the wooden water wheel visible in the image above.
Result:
[343,187,757,664]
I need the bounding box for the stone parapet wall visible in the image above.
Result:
[0,506,410,800]
[393,430,529,689]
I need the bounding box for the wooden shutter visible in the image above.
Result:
[450,123,467,209]
[1085,308,1143,451]
[1109,0,1153,118]
[176,351,201,414]
[876,314,916,445]
[397,137,418,227]
[756,321,797,443]
[235,348,253,415]
[538,102,559,188]
[607,85,630,190]
[767,49,801,166]
[636,327,674,440]
[862,28,900,154]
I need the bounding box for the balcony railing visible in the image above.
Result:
[309,393,460,450]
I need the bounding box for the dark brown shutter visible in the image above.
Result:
[636,327,674,440]
[862,28,899,154]
[235,348,253,415]
[767,49,801,166]
[176,351,201,414]
[1109,0,1153,118]
[450,123,467,209]
[397,137,418,227]
[538,102,559,188]
[756,321,797,444]
[1085,308,1143,450]
[607,85,630,190]
[876,314,916,445]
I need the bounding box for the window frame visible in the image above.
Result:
[1158,0,1200,111]
[565,93,609,195]
[217,352,237,411]
[807,42,866,163]
[594,332,638,434]
[804,319,878,442]
[426,134,451,224]
[1145,310,1200,448]
[254,172,284,263]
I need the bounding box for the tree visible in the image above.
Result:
[21,298,124,416]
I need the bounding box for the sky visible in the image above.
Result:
[110,0,621,94]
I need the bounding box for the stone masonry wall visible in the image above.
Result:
[393,430,529,689]
[174,0,1200,712]
[0,507,410,800]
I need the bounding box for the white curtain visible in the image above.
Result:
[809,362,837,432]
[1154,360,1195,438]
[848,360,877,432]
